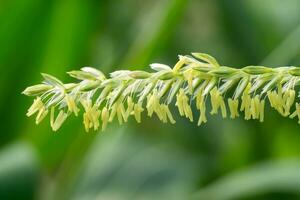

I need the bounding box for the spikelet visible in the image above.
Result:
[22,52,300,132]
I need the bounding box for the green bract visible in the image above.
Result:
[23,52,300,132]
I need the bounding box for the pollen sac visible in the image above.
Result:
[267,90,284,116]
[65,95,79,116]
[133,102,144,123]
[176,89,193,121]
[81,99,101,132]
[250,95,261,120]
[51,110,68,131]
[228,98,239,119]
[197,100,207,126]
[146,92,160,117]
[35,107,48,124]
[240,84,252,120]
[109,99,126,125]
[209,87,227,118]
[283,89,295,116]
[101,107,109,131]
[162,104,176,124]
[27,97,44,117]
[125,96,134,120]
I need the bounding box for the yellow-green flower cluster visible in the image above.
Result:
[22,53,300,132]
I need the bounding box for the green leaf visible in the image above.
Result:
[192,159,300,200]
[0,142,40,200]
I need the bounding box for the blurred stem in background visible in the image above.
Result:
[0,0,50,144]
[23,0,102,169]
[261,24,300,66]
[122,0,186,68]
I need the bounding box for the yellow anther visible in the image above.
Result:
[51,110,68,131]
[228,98,239,119]
[134,102,144,123]
[125,96,134,120]
[176,89,193,121]
[65,95,79,116]
[81,99,100,131]
[259,99,265,122]
[163,104,176,124]
[27,97,44,117]
[101,107,109,131]
[197,101,207,126]
[210,87,226,118]
[35,106,48,124]
[240,84,251,120]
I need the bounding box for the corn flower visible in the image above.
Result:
[22,53,300,132]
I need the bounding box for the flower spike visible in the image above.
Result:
[23,52,300,132]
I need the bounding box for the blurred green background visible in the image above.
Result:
[1,0,300,199]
